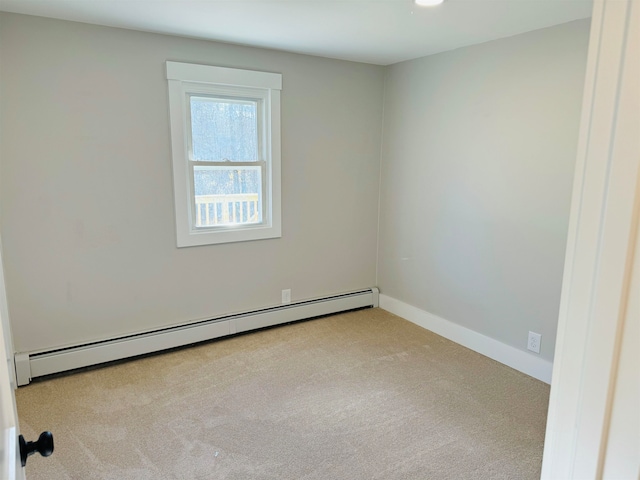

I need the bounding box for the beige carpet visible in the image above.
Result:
[16,308,550,480]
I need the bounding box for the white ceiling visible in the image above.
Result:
[0,0,592,65]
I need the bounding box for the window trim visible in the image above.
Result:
[166,61,282,247]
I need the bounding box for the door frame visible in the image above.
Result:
[0,238,16,389]
[541,0,640,477]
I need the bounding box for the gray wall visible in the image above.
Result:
[377,20,590,361]
[0,13,384,352]
[0,13,591,363]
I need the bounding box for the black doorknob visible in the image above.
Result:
[18,431,54,467]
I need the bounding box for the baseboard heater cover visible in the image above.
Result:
[14,287,379,386]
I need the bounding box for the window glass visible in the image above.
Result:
[193,165,262,226]
[190,96,258,162]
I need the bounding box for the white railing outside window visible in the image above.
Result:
[194,194,260,227]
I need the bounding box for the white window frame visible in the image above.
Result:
[166,61,282,247]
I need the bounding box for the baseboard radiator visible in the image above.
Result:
[15,288,379,386]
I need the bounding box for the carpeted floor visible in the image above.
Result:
[16,308,550,479]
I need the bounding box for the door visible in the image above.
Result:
[0,319,24,480]
[0,237,24,480]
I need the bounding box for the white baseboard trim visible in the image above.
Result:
[379,294,553,384]
[15,288,379,386]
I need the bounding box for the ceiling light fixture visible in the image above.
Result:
[414,0,444,6]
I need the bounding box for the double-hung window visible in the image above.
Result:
[166,61,282,247]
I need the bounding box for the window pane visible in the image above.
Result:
[193,165,262,227]
[190,96,258,162]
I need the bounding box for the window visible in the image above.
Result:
[166,61,282,247]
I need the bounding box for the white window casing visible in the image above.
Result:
[166,61,282,247]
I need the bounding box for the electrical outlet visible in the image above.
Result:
[528,331,541,354]
[282,289,291,304]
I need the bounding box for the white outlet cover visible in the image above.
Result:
[282,289,291,304]
[528,331,542,354]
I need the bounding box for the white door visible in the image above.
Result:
[0,321,24,480]
[0,237,25,480]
